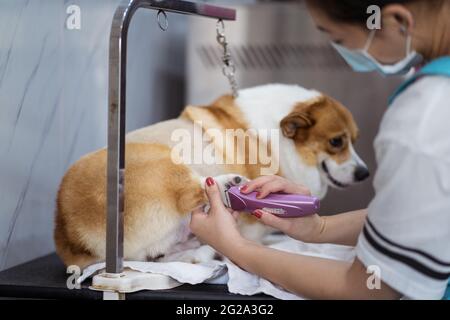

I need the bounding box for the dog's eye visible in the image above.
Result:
[329,137,344,148]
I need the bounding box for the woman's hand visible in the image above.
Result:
[190,177,248,256]
[241,175,325,243]
[241,175,312,198]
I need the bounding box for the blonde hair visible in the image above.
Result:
[407,0,450,60]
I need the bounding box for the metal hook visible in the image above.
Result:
[216,19,227,46]
[157,10,169,31]
[216,19,225,36]
[215,19,239,98]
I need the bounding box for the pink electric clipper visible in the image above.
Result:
[223,185,320,218]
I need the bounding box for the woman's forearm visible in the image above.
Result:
[230,240,352,299]
[312,209,367,246]
[228,239,399,300]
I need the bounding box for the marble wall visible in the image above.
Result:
[0,0,188,270]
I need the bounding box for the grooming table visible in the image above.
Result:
[0,254,273,300]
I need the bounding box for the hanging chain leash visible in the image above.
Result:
[216,20,239,98]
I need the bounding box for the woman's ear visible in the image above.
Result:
[382,4,415,33]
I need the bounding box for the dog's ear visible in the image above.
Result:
[280,112,314,138]
[280,96,325,139]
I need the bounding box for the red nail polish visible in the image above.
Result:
[256,192,261,198]
[252,210,262,219]
[206,177,215,186]
[241,185,248,192]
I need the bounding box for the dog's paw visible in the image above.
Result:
[190,245,220,264]
[159,245,220,264]
[214,173,249,190]
[211,174,249,205]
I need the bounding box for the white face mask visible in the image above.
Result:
[331,29,423,76]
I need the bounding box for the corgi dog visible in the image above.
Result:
[54,84,369,269]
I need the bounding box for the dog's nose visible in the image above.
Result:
[354,166,370,182]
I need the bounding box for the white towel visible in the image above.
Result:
[78,235,355,300]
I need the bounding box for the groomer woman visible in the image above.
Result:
[191,0,450,299]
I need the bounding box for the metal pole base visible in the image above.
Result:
[103,291,126,300]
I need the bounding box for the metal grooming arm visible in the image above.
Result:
[101,0,235,299]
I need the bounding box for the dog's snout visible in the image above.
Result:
[354,166,370,182]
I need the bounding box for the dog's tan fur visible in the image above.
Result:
[55,143,208,268]
[55,91,362,269]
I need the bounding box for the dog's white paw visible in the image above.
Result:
[214,173,249,189]
[209,174,249,206]
[160,245,220,264]
[190,245,221,264]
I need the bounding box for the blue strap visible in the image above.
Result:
[445,283,450,300]
[389,56,450,105]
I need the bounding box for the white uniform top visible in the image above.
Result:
[356,75,450,299]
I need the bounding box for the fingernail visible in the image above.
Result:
[252,210,263,219]
[256,192,261,198]
[206,177,215,187]
[240,185,248,192]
